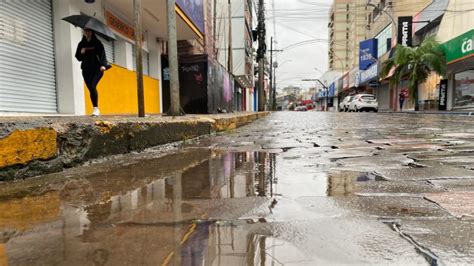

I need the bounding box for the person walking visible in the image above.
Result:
[75,28,108,117]
[399,92,406,111]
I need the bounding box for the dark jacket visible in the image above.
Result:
[75,36,108,72]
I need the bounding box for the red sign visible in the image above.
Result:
[343,73,349,90]
[106,11,135,40]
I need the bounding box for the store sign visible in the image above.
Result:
[329,83,336,97]
[359,63,378,84]
[355,71,361,87]
[397,16,413,47]
[439,79,448,110]
[441,29,474,63]
[359,39,378,70]
[106,11,135,40]
[343,73,349,89]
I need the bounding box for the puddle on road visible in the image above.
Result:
[0,149,283,265]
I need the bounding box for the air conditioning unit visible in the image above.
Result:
[387,1,393,8]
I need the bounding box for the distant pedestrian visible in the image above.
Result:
[75,28,108,117]
[399,92,406,111]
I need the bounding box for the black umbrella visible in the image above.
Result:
[63,14,116,41]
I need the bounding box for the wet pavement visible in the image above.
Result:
[2,112,474,265]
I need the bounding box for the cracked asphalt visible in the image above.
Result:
[1,112,474,265]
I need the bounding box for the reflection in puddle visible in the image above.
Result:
[178,225,312,265]
[0,150,279,265]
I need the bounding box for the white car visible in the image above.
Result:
[348,94,378,112]
[339,96,354,112]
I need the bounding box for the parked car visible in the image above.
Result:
[295,106,307,111]
[348,94,378,112]
[339,96,354,112]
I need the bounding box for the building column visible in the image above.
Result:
[53,0,86,115]
[149,38,163,113]
[447,73,454,111]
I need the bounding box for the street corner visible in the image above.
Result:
[0,128,58,169]
[424,191,474,219]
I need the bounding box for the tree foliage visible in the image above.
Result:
[380,37,447,109]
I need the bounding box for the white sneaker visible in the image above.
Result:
[92,107,100,117]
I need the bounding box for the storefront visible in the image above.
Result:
[358,62,377,95]
[328,82,336,111]
[442,29,474,110]
[418,73,442,111]
[0,0,203,115]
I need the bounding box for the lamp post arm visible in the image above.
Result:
[315,79,328,90]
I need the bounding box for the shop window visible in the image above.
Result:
[132,45,150,76]
[97,36,115,64]
[375,25,392,58]
[453,70,474,109]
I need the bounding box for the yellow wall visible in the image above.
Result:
[84,64,160,115]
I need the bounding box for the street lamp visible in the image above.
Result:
[367,2,398,44]
[366,3,397,28]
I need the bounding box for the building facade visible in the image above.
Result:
[0,0,205,115]
[328,0,367,73]
[231,0,255,112]
[365,0,432,111]
[438,0,474,111]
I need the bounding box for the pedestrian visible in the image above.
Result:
[399,92,405,111]
[75,28,108,117]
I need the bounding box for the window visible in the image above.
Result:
[97,36,115,64]
[454,70,474,109]
[132,45,150,76]
[375,25,392,58]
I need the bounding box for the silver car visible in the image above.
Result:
[348,94,379,112]
[339,96,354,112]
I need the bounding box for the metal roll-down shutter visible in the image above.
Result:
[0,0,57,113]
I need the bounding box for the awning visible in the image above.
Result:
[413,0,448,34]
[105,0,204,41]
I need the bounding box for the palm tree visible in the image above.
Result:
[380,37,447,111]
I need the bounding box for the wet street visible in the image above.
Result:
[2,112,474,265]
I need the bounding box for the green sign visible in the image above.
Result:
[442,29,474,63]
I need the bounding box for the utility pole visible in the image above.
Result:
[269,38,282,111]
[257,0,266,111]
[269,37,273,110]
[227,0,232,73]
[167,0,181,116]
[134,0,145,117]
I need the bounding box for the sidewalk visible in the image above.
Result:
[379,110,474,116]
[0,112,269,181]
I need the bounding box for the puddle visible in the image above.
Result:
[0,150,283,265]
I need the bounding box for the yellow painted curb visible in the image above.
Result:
[0,128,57,168]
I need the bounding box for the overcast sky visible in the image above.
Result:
[265,0,331,90]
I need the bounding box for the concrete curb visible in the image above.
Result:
[0,112,270,181]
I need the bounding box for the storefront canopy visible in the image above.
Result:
[105,0,204,41]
